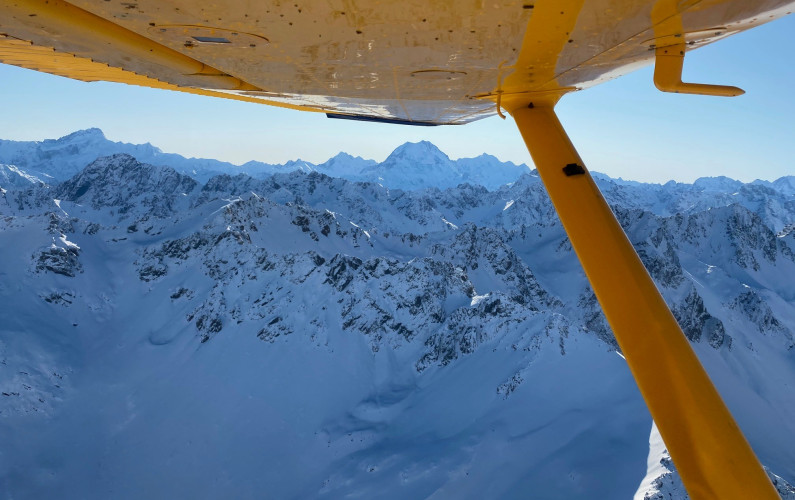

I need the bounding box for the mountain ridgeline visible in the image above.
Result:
[0,128,530,190]
[0,135,794,499]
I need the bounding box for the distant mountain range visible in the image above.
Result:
[0,128,531,190]
[0,138,794,498]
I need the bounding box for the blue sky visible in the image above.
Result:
[0,15,792,183]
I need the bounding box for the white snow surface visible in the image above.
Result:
[0,149,793,499]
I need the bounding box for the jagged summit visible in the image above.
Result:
[54,127,107,142]
[53,153,198,217]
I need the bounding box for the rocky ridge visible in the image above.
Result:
[0,153,793,499]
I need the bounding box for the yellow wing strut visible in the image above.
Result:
[507,102,778,500]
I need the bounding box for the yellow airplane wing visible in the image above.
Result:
[2,1,793,499]
[1,0,791,122]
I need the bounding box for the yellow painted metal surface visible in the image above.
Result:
[0,1,332,112]
[1,0,793,123]
[654,43,744,96]
[650,0,744,96]
[509,103,779,500]
[0,34,325,112]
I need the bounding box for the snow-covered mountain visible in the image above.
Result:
[352,141,531,191]
[0,128,281,184]
[0,163,48,189]
[0,153,793,499]
[316,152,378,177]
[0,130,531,190]
[359,140,458,190]
[592,173,795,233]
[755,176,795,197]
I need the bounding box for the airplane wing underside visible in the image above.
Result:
[1,0,793,124]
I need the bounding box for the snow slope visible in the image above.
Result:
[0,153,793,499]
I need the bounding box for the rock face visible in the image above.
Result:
[55,154,198,217]
[0,152,793,499]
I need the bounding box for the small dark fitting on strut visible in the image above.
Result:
[562,163,586,176]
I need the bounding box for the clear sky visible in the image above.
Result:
[0,14,793,184]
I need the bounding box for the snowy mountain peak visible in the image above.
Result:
[55,127,107,143]
[329,151,355,161]
[0,129,170,184]
[323,151,375,166]
[316,152,377,177]
[72,153,142,179]
[754,176,795,197]
[362,141,457,190]
[53,154,198,217]
[282,158,316,172]
[384,140,451,166]
[474,153,499,162]
[693,175,743,192]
